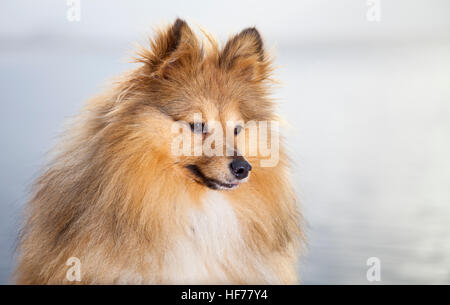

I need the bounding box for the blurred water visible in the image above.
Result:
[277,43,450,284]
[0,46,130,283]
[1,40,449,284]
[1,0,450,285]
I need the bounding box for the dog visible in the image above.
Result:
[15,18,303,284]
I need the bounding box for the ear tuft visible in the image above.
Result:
[220,27,265,69]
[219,27,270,81]
[238,27,264,61]
[168,18,188,54]
[136,18,200,74]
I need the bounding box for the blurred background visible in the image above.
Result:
[1,0,449,284]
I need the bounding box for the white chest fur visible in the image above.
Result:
[187,191,241,252]
[161,191,244,283]
[116,190,284,284]
[157,191,281,284]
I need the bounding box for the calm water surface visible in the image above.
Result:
[1,42,449,284]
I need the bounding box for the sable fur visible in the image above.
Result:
[14,19,303,284]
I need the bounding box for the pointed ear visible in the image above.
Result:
[137,18,201,77]
[219,27,269,81]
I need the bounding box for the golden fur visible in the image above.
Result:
[14,19,303,284]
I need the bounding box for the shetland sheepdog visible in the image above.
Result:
[15,19,303,284]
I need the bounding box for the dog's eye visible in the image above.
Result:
[234,125,243,135]
[190,122,207,134]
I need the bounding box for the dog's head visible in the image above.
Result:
[134,19,275,190]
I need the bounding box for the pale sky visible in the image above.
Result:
[1,0,449,47]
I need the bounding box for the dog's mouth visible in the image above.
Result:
[207,180,239,190]
[185,165,239,190]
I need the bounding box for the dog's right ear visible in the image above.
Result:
[219,27,270,82]
[136,18,201,77]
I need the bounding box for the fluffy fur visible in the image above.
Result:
[14,19,303,284]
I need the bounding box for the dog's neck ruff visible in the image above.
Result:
[158,191,279,284]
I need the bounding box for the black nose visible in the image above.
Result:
[229,158,252,180]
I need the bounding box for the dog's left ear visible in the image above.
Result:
[137,18,202,78]
[219,27,270,81]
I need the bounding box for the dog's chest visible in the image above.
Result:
[162,192,245,283]
[188,191,241,246]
